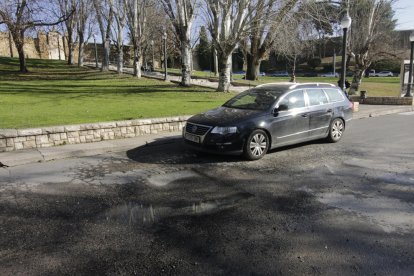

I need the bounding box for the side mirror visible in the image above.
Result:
[273,104,288,116]
[276,104,288,112]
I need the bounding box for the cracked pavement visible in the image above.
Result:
[0,113,413,275]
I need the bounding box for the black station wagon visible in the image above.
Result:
[183,83,353,160]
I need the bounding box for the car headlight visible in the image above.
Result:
[211,126,238,135]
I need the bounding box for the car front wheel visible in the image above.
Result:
[327,118,345,143]
[243,130,269,160]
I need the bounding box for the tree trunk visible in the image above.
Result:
[101,39,110,71]
[132,46,142,78]
[349,69,364,95]
[8,32,14,58]
[78,33,84,67]
[78,44,84,67]
[217,53,232,92]
[117,46,123,74]
[12,31,28,73]
[17,45,28,73]
[289,55,297,83]
[246,53,261,81]
[213,48,218,76]
[181,42,192,86]
[67,29,74,65]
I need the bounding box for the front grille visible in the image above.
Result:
[186,122,211,136]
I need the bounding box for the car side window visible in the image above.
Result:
[307,89,329,106]
[279,90,305,109]
[324,88,344,102]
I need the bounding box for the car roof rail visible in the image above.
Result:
[255,82,337,90]
[289,83,336,89]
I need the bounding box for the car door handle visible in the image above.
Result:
[301,113,308,118]
[327,109,333,113]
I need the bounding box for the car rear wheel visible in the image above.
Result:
[327,118,344,143]
[243,130,269,160]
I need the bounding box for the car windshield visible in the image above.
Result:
[223,88,284,110]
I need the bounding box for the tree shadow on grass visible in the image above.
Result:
[0,84,213,97]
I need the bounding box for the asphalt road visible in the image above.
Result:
[1,113,413,275]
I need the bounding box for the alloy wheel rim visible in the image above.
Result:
[332,120,344,139]
[249,133,267,157]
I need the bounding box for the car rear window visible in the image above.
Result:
[324,88,345,102]
[307,89,329,106]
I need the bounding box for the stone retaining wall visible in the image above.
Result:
[0,116,190,152]
[349,96,413,105]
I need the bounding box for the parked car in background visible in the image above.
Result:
[183,82,353,160]
[369,70,394,77]
[319,72,339,77]
[303,72,318,77]
[271,71,289,77]
[233,71,246,75]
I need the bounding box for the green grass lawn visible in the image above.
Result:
[0,57,402,129]
[0,57,234,129]
[164,68,401,97]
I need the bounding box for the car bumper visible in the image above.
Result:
[183,131,245,155]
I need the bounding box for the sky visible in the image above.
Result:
[393,0,414,30]
[1,1,414,34]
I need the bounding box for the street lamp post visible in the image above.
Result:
[405,31,414,97]
[93,35,98,69]
[340,12,351,92]
[162,31,168,81]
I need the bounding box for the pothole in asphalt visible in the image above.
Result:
[101,192,253,227]
[316,191,414,233]
[147,170,200,187]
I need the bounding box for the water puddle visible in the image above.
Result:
[102,192,253,226]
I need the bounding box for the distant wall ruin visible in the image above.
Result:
[0,31,138,66]
[0,31,66,60]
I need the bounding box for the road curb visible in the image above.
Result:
[353,106,414,119]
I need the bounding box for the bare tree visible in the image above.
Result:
[244,0,299,81]
[58,0,77,65]
[77,0,94,67]
[0,0,73,72]
[347,0,396,94]
[112,0,127,74]
[160,0,198,86]
[205,0,257,92]
[125,0,150,78]
[271,5,315,82]
[93,0,114,71]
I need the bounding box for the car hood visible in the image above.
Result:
[188,106,265,126]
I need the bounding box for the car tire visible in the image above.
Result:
[327,118,345,143]
[243,130,269,160]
